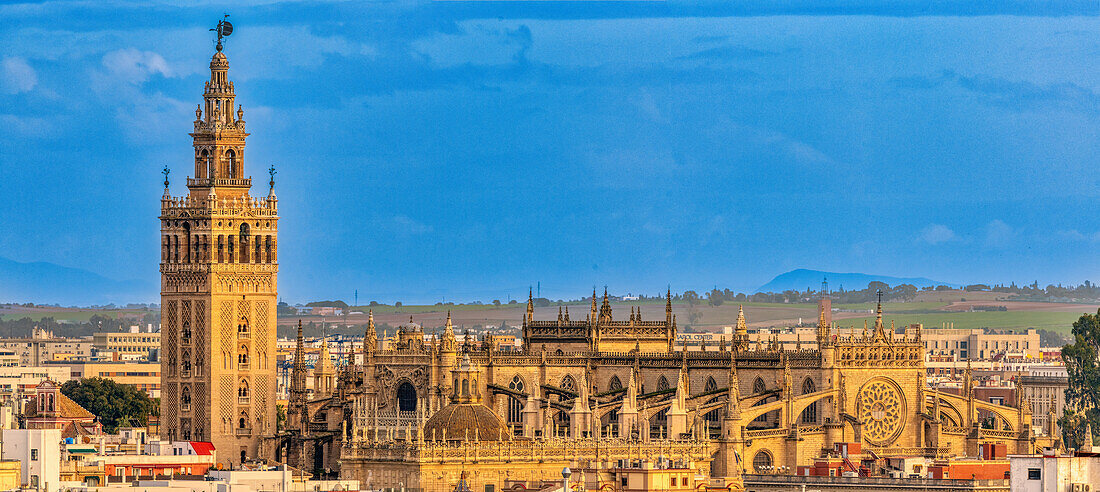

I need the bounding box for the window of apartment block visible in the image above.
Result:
[1027,468,1041,480]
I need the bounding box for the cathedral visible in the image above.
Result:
[160,32,1053,492]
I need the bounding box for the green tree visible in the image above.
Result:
[61,378,157,434]
[1060,309,1100,449]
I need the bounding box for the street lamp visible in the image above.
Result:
[562,467,572,492]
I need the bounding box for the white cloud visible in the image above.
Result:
[918,223,957,245]
[983,219,1017,248]
[1,57,37,94]
[101,49,172,84]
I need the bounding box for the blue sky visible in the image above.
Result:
[2,1,1100,304]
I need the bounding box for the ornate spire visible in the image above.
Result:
[599,286,612,323]
[289,320,307,428]
[363,309,376,358]
[734,305,749,351]
[526,288,534,323]
[873,289,887,339]
[666,287,673,325]
[590,287,598,321]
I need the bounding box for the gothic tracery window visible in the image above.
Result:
[508,375,525,428]
[608,375,622,392]
[657,375,670,392]
[561,375,576,393]
[801,378,817,424]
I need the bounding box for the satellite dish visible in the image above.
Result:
[220,21,233,37]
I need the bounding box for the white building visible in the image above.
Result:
[1010,450,1100,492]
[2,428,62,492]
[0,366,71,399]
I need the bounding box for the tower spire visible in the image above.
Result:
[526,288,534,323]
[666,287,673,325]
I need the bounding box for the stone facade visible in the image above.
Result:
[278,294,1052,492]
[159,43,278,465]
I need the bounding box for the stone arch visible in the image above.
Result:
[397,381,417,412]
[238,379,249,403]
[800,378,817,424]
[225,148,237,177]
[752,450,773,473]
[752,377,766,394]
[182,222,192,262]
[238,223,250,264]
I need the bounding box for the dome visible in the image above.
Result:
[422,402,510,442]
[210,51,229,69]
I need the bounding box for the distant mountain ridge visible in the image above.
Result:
[757,268,958,293]
[0,256,156,306]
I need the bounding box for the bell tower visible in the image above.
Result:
[160,17,278,464]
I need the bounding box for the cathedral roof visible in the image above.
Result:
[422,402,509,442]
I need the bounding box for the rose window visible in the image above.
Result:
[858,378,906,446]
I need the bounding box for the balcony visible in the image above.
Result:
[187,177,251,188]
[238,396,250,405]
[181,404,192,412]
[235,428,251,436]
[238,363,250,371]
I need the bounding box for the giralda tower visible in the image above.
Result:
[159,24,278,463]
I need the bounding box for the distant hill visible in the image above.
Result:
[757,269,958,293]
[0,256,156,306]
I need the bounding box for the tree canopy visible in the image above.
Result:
[1060,309,1100,448]
[61,377,157,434]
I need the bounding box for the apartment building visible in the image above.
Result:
[51,361,161,398]
[92,328,160,359]
[922,328,1039,360]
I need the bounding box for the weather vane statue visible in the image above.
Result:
[211,14,234,52]
[162,166,170,189]
[268,164,277,193]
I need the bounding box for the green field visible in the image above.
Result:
[0,309,149,322]
[3,293,1092,336]
[838,311,1085,333]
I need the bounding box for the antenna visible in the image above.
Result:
[210,14,234,52]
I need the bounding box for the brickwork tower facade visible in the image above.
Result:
[159,41,278,465]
